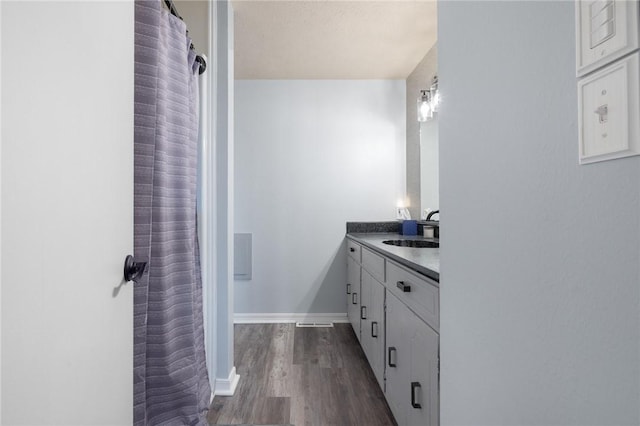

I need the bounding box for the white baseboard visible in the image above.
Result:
[234,312,349,324]
[214,366,240,397]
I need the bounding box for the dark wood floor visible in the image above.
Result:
[207,323,396,426]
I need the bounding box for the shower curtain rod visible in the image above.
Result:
[163,0,207,75]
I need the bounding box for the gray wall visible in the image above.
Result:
[439,2,640,425]
[234,80,406,315]
[406,45,437,219]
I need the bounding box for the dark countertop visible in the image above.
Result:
[346,233,440,283]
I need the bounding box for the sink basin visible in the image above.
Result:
[382,239,439,248]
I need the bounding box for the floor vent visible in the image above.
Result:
[295,322,334,328]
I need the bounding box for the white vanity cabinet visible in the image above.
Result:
[360,269,386,389]
[345,236,439,426]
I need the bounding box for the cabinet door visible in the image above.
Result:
[385,292,411,425]
[2,2,133,422]
[369,275,386,390]
[360,270,385,389]
[360,270,373,355]
[408,316,439,426]
[386,291,439,426]
[347,256,361,340]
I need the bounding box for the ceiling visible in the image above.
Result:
[232,1,437,79]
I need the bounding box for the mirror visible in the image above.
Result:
[405,44,438,220]
[420,118,439,217]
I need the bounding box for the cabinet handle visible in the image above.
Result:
[371,321,378,338]
[388,347,397,367]
[349,247,355,252]
[397,281,411,292]
[411,382,422,409]
[346,283,351,294]
[352,293,358,305]
[360,305,367,320]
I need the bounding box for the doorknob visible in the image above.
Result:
[124,255,147,283]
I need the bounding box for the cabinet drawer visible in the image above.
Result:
[347,239,361,264]
[362,247,385,283]
[386,260,439,332]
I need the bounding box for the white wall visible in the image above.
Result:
[439,2,640,425]
[234,80,405,315]
[0,2,3,421]
[214,0,238,394]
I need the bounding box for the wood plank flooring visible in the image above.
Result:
[208,323,396,426]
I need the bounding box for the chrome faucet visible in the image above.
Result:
[426,210,439,221]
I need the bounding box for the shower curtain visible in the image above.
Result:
[133,1,211,424]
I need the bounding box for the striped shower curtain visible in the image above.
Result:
[133,1,211,424]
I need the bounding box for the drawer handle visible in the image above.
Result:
[388,347,397,367]
[346,283,351,294]
[360,305,367,320]
[371,321,378,338]
[352,293,358,305]
[349,247,356,252]
[411,382,422,409]
[397,281,411,292]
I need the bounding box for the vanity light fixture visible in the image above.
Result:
[429,75,440,113]
[417,75,440,122]
[417,89,432,122]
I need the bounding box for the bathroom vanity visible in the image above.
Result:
[346,229,440,426]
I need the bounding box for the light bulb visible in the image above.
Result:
[417,90,432,122]
[431,91,440,113]
[430,76,439,113]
